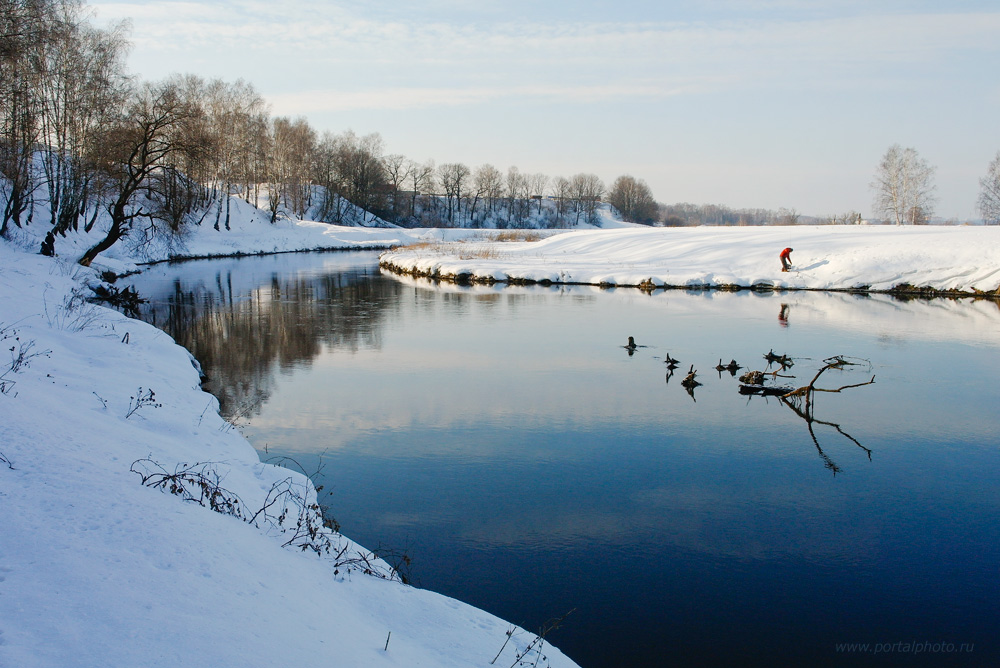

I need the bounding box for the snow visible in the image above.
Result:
[3,191,998,668]
[0,213,580,667]
[380,224,1000,294]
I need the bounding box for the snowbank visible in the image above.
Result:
[0,231,579,666]
[379,225,1000,295]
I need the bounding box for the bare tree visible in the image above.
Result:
[527,172,549,218]
[827,210,862,225]
[607,174,657,224]
[405,159,435,226]
[570,172,605,226]
[472,163,503,222]
[871,144,936,225]
[266,116,315,221]
[36,7,130,249]
[550,175,571,226]
[438,162,470,226]
[200,78,269,230]
[324,131,388,223]
[977,151,1000,225]
[1,0,62,236]
[464,163,492,225]
[776,207,800,225]
[381,153,411,223]
[504,166,530,228]
[79,80,196,266]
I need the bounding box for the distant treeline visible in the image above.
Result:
[4,0,893,267]
[659,203,862,227]
[0,0,666,263]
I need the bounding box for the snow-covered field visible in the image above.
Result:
[0,214,580,667]
[380,225,1000,295]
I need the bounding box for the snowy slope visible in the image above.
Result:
[379,225,1000,294]
[0,241,580,666]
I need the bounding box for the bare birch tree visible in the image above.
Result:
[871,144,936,225]
[37,8,130,247]
[977,151,1000,225]
[1,0,61,235]
[266,116,314,220]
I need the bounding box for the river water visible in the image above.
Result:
[129,250,1000,667]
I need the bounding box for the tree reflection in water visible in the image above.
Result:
[142,267,400,421]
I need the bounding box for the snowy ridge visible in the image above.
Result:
[0,242,580,666]
[380,225,1000,295]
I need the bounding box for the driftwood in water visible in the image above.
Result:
[738,368,795,395]
[740,356,874,402]
[782,356,876,406]
[742,355,876,474]
[764,349,794,369]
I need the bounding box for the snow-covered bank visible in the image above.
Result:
[4,194,435,275]
[380,226,1000,296]
[0,230,580,666]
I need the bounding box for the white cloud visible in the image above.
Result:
[268,80,708,113]
[94,1,1000,103]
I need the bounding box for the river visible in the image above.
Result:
[128,250,1000,667]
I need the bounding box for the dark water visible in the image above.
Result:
[129,251,1000,667]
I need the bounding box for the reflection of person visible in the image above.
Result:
[779,303,789,328]
[780,247,793,272]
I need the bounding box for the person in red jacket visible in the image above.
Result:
[779,247,793,272]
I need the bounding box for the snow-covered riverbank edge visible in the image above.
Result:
[0,224,580,667]
[380,226,1000,297]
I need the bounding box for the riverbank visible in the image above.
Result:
[379,225,1000,297]
[0,222,580,667]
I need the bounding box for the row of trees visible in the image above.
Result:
[1,0,662,265]
[659,203,810,227]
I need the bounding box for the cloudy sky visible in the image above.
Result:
[91,0,1000,219]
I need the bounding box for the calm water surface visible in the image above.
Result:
[130,251,1000,667]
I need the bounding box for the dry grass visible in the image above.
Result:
[492,230,545,242]
[456,245,505,260]
[394,231,542,261]
[400,241,443,252]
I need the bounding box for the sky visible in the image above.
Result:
[89,0,1000,220]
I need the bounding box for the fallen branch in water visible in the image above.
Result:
[740,355,876,474]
